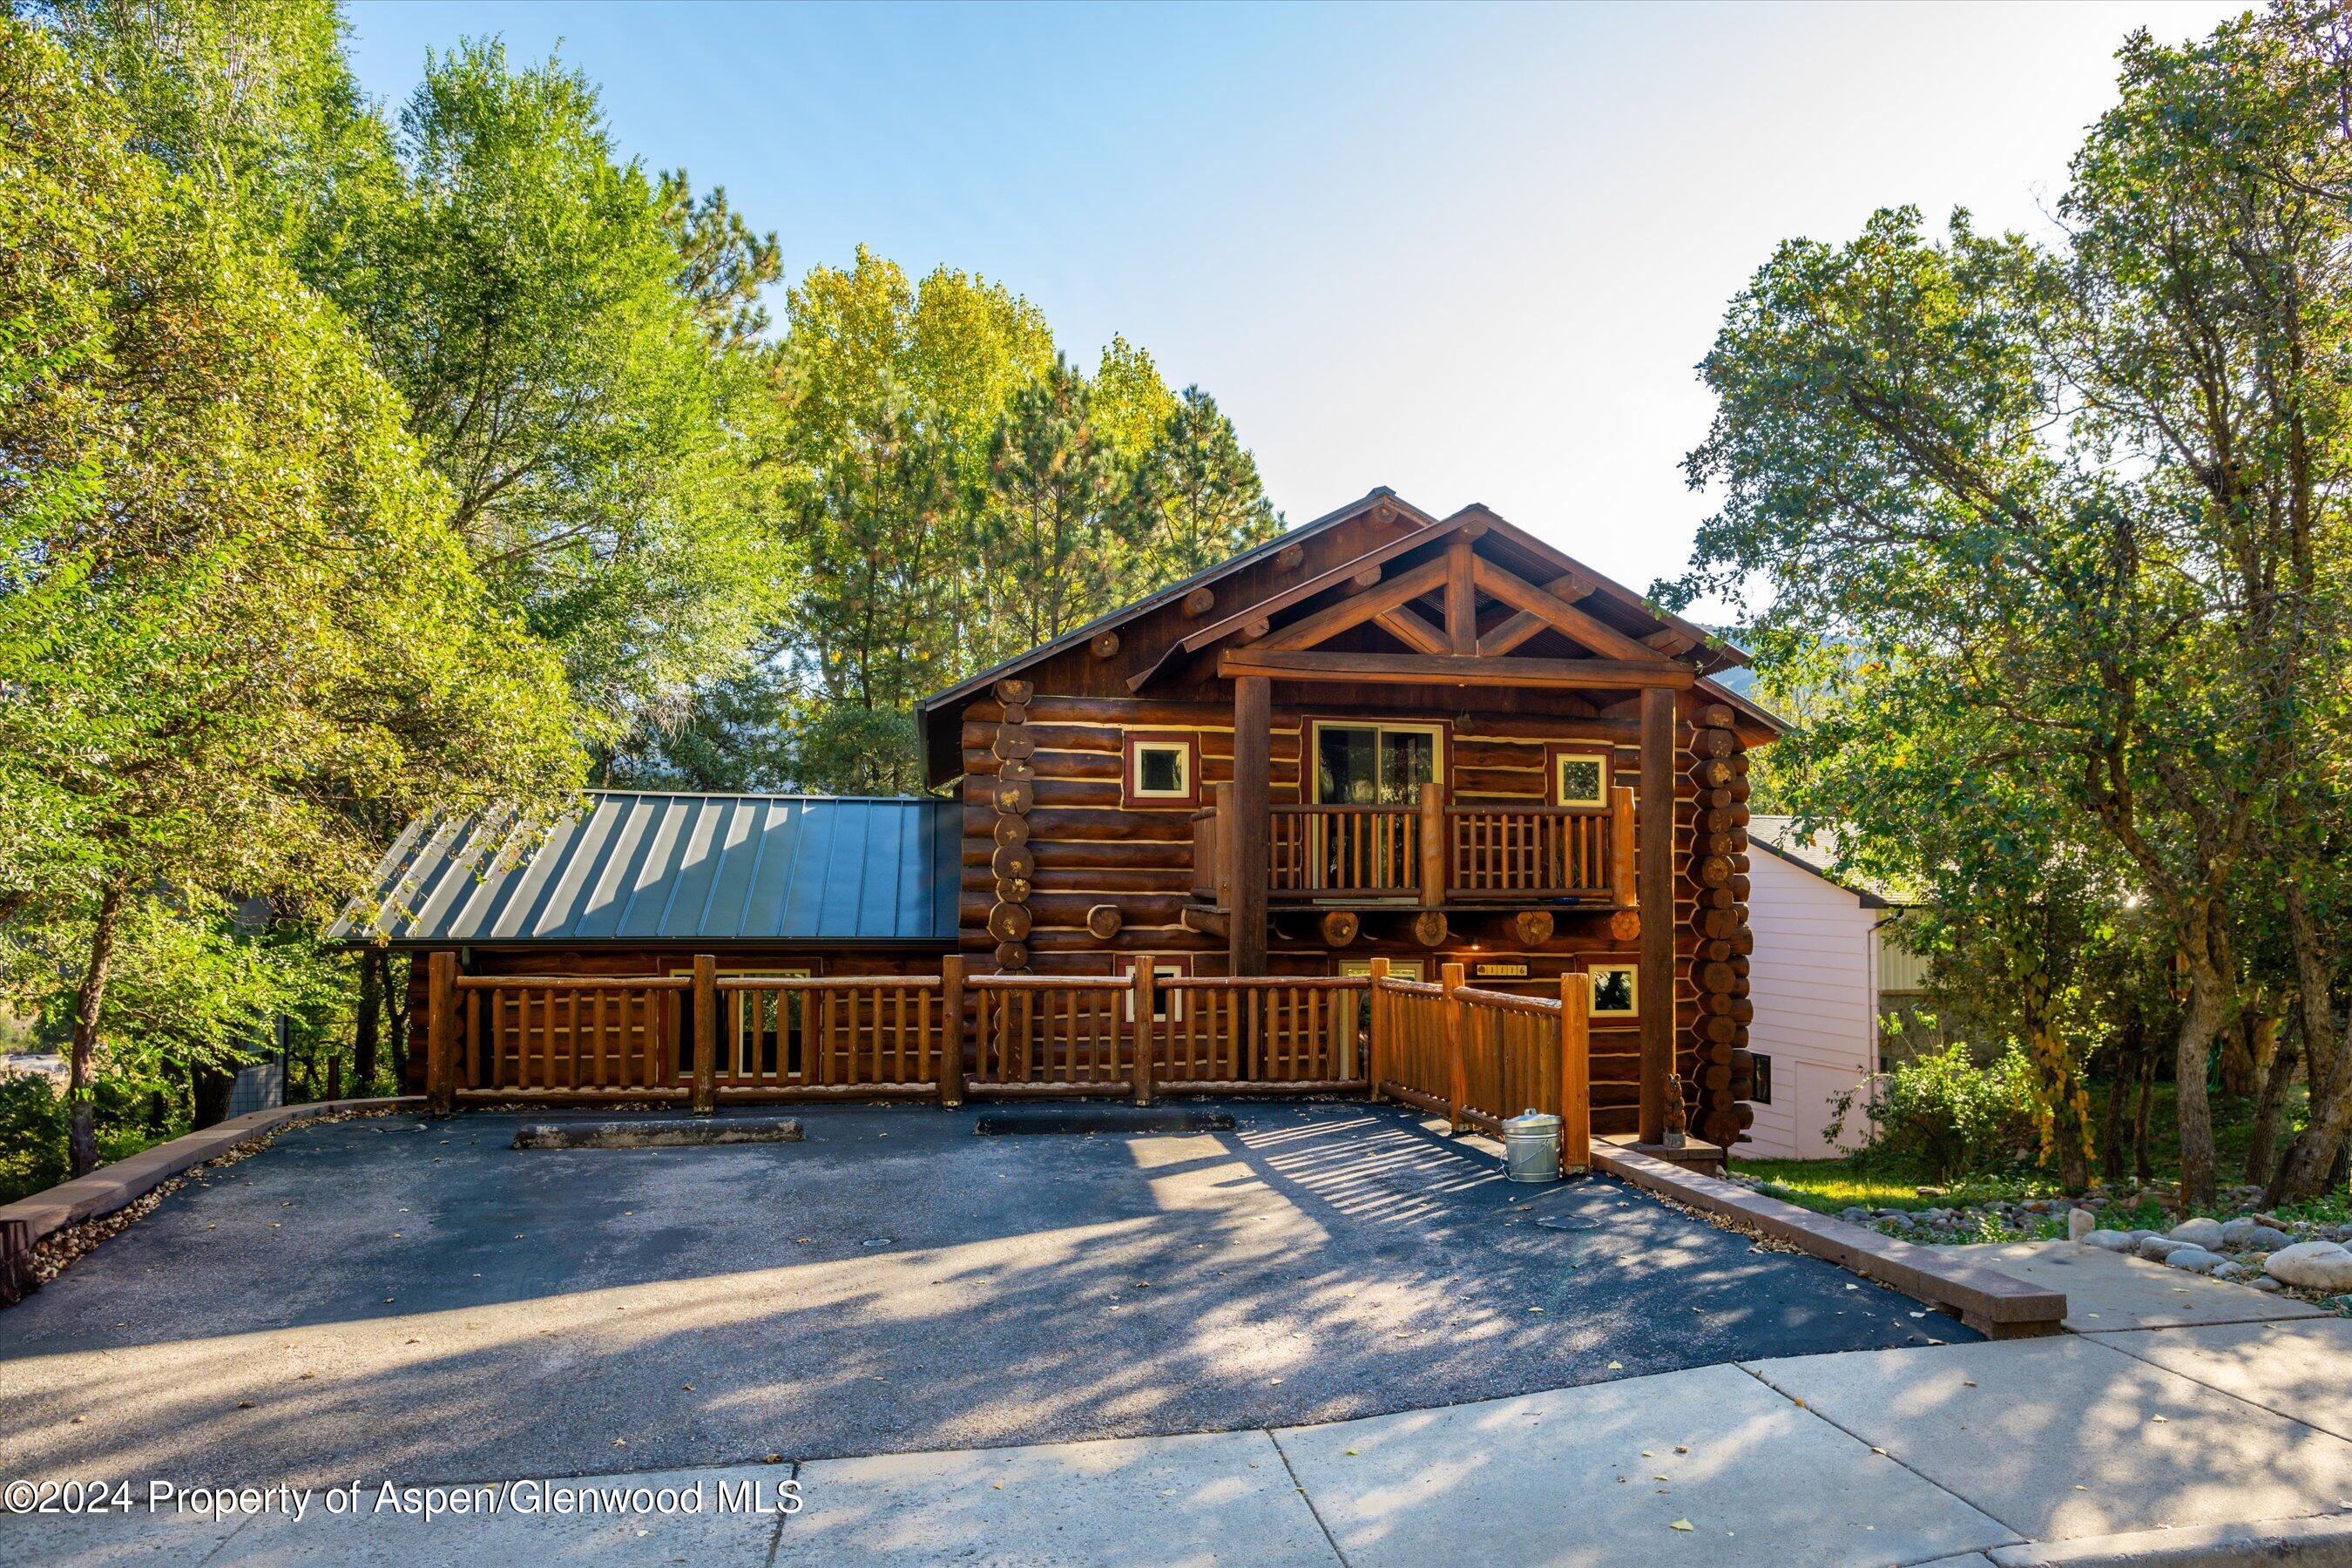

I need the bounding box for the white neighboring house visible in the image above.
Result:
[1741,816,1894,1159]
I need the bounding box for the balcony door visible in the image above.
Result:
[1309,721,1443,896]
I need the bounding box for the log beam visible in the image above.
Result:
[1218,649,1695,690]
[1229,674,1270,976]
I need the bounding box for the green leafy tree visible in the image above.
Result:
[1127,385,1284,579]
[979,356,1139,657]
[1675,3,2352,1205]
[658,168,781,352]
[0,23,585,1171]
[326,40,780,733]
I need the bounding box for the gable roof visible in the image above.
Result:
[1747,814,1895,909]
[329,792,960,948]
[922,488,1752,712]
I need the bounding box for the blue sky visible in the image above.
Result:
[344,0,2244,613]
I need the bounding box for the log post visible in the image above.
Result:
[1132,962,1155,1106]
[1212,783,1236,913]
[1230,674,1270,976]
[1610,784,1637,909]
[690,954,718,1114]
[1442,960,1468,1133]
[1559,970,1592,1175]
[937,956,966,1107]
[1638,687,1675,1145]
[426,950,457,1116]
[1418,781,1446,903]
[1367,956,1390,1100]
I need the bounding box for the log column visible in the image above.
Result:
[1638,685,1676,1145]
[1229,674,1270,976]
[1689,704,1756,1149]
[987,679,1035,971]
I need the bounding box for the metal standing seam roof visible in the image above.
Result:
[329,792,962,946]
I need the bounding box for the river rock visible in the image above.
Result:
[2067,1208,2095,1241]
[2137,1234,2184,1261]
[2265,1241,2352,1292]
[2237,1225,2293,1251]
[2081,1228,2134,1253]
[2166,1216,2227,1250]
[2164,1246,2225,1274]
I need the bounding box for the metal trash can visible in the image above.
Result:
[1503,1109,1563,1183]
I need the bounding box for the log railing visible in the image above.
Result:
[1447,786,1635,904]
[711,973,949,1098]
[1368,958,1591,1173]
[1153,975,1367,1092]
[968,973,1134,1095]
[1193,782,1638,907]
[420,955,1587,1175]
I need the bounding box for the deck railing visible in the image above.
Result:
[421,955,1587,1175]
[1196,783,1637,906]
[1369,960,1592,1172]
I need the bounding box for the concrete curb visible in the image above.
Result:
[1595,1142,2067,1337]
[0,1095,424,1250]
[1985,1511,2352,1565]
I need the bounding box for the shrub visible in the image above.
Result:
[1828,1042,2041,1182]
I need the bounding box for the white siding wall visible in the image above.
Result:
[1740,847,1880,1159]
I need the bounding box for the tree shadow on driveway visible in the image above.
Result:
[0,1102,1973,1489]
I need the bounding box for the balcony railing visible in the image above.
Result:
[1193,783,1636,907]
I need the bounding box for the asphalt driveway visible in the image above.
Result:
[0,1102,1972,1489]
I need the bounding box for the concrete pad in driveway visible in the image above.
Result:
[778,1429,1335,1565]
[1271,1362,2016,1566]
[1970,1241,2325,1333]
[2097,1318,2352,1444]
[1747,1335,2352,1541]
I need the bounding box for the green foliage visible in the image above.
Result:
[1828,1044,2044,1183]
[329,39,781,731]
[1674,1,2352,1206]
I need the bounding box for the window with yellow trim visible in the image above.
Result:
[1553,751,1610,808]
[1588,962,1637,1017]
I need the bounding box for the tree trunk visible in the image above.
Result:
[2172,911,2227,1208]
[2030,1025,2092,1195]
[2131,1051,2156,1186]
[387,953,412,1089]
[66,882,130,1179]
[191,1063,234,1129]
[2267,889,2352,1206]
[2099,1019,2139,1184]
[355,950,382,1094]
[2217,1016,2256,1097]
[2245,1021,2296,1189]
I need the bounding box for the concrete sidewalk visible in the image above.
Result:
[23,1274,2352,1565]
[17,1242,2350,1566]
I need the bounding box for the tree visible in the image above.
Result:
[0,23,585,1171]
[1127,386,1284,579]
[1676,3,2352,1206]
[978,357,1139,657]
[659,168,781,352]
[323,40,781,733]
[1089,335,1176,466]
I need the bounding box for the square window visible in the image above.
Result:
[1124,731,1197,805]
[1588,962,1637,1017]
[1552,750,1609,808]
[1117,956,1189,1021]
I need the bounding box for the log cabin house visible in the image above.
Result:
[343,487,1778,1148]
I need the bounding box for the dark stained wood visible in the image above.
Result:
[1470,557,1671,664]
[1230,674,1270,975]
[1216,650,1699,690]
[1258,557,1450,652]
[1182,585,1215,618]
[1639,685,1674,1145]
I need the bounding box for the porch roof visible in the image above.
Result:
[330,792,961,948]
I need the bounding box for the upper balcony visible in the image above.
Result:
[1189,781,1636,914]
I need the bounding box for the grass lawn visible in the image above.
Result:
[1732,1078,2345,1227]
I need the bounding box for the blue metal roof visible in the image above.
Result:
[331,792,961,946]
